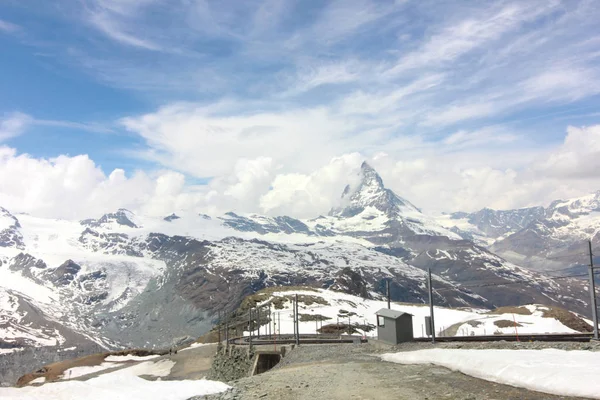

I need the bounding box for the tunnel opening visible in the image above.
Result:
[252,352,282,375]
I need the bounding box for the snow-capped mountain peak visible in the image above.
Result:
[330,161,419,218]
[0,207,24,249]
[547,191,600,221]
[80,209,139,229]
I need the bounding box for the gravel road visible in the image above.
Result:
[203,343,588,400]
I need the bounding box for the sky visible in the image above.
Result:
[1,0,600,219]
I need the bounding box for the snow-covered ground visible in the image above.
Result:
[381,349,600,399]
[0,375,228,400]
[180,342,212,352]
[0,348,23,354]
[0,288,65,347]
[61,363,118,380]
[104,354,160,362]
[247,289,585,338]
[0,357,229,400]
[451,304,579,336]
[60,355,163,380]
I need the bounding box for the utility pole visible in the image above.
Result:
[292,297,296,338]
[295,293,300,345]
[257,306,261,339]
[588,240,599,340]
[217,310,221,344]
[268,304,272,338]
[248,308,253,346]
[427,268,436,344]
[386,280,391,309]
[225,312,229,349]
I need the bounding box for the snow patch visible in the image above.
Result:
[180,342,211,352]
[381,349,600,399]
[62,363,117,379]
[0,375,229,400]
[104,354,160,362]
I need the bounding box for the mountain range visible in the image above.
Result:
[0,162,595,350]
[439,191,600,274]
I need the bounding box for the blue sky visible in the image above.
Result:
[1,0,600,218]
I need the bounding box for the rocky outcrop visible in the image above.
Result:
[220,213,316,235]
[48,260,81,286]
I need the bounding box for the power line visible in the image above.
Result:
[544,252,588,261]
[435,272,592,293]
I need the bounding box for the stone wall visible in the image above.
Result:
[207,346,255,382]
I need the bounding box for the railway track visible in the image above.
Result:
[227,333,594,345]
[414,333,594,343]
[227,334,367,346]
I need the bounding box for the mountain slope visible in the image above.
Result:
[0,206,486,349]
[439,206,545,246]
[491,192,600,268]
[440,191,600,274]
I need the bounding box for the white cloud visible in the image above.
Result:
[521,66,600,102]
[88,12,161,50]
[259,154,363,217]
[283,61,362,95]
[0,124,600,220]
[4,0,600,220]
[120,102,360,178]
[0,113,33,142]
[534,125,600,179]
[387,2,558,75]
[259,124,600,216]
[84,0,163,50]
[442,127,517,148]
[0,147,273,219]
[0,19,20,33]
[422,102,496,127]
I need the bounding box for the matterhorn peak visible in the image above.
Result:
[330,161,419,218]
[356,161,385,193]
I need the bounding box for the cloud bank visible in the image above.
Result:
[1,124,600,219]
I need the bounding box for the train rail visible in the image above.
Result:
[227,334,367,346]
[227,333,594,345]
[414,333,594,343]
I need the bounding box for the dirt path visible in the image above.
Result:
[167,344,216,380]
[224,344,584,400]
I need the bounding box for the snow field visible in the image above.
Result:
[0,357,229,399]
[452,305,578,336]
[0,269,57,304]
[60,355,165,380]
[0,375,229,400]
[104,354,160,362]
[381,349,600,399]
[62,363,117,379]
[246,289,583,338]
[247,289,484,338]
[0,348,23,354]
